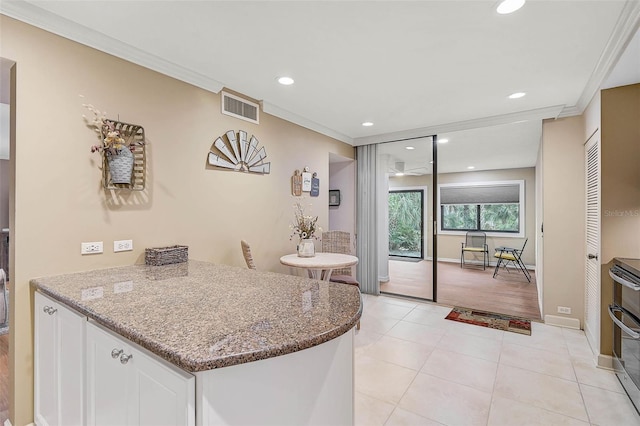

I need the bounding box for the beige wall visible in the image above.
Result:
[541,116,586,326]
[1,17,354,424]
[0,160,8,228]
[599,83,640,355]
[389,167,536,265]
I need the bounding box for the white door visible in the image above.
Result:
[584,132,601,355]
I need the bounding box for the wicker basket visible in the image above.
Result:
[145,245,188,266]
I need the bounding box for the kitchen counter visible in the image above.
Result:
[31,260,362,372]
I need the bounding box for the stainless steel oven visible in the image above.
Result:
[609,257,640,414]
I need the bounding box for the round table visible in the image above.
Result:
[280,253,359,281]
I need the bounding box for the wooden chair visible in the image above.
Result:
[321,231,360,330]
[461,231,489,270]
[240,240,257,270]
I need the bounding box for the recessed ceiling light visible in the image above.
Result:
[509,92,526,99]
[362,122,374,127]
[497,0,525,14]
[277,76,294,85]
[429,161,434,164]
[405,146,415,150]
[438,138,449,144]
[467,166,475,170]
[395,172,404,177]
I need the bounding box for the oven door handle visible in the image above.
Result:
[608,304,640,339]
[609,267,640,291]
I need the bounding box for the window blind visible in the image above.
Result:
[440,184,520,204]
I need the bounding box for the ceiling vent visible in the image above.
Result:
[221,91,259,124]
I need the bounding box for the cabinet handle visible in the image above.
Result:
[120,353,133,364]
[111,349,123,359]
[43,306,57,315]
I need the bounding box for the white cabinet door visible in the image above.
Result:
[87,321,195,426]
[86,321,130,426]
[34,292,85,426]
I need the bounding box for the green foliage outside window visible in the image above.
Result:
[389,191,422,253]
[442,203,519,232]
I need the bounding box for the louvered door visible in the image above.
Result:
[584,132,600,354]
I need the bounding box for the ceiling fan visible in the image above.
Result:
[389,161,431,176]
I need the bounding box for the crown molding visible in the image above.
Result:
[0,0,225,93]
[261,102,353,145]
[353,105,565,146]
[572,0,640,115]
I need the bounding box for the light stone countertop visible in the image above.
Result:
[31,260,362,372]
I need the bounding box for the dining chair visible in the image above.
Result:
[493,238,531,282]
[240,240,257,270]
[461,231,489,270]
[322,231,360,329]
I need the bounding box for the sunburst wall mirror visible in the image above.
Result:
[207,130,270,174]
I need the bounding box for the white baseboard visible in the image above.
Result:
[544,314,581,329]
[597,354,615,370]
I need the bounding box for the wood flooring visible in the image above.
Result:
[381,259,541,320]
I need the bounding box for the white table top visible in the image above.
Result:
[280,253,359,270]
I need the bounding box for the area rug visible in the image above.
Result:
[445,306,531,335]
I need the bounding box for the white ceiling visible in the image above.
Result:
[2,0,640,173]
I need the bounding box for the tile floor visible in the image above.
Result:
[354,294,640,426]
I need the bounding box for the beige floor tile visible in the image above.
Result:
[367,302,415,320]
[444,319,506,341]
[354,391,396,426]
[360,314,402,335]
[493,364,588,421]
[580,383,640,426]
[500,342,576,381]
[571,357,625,393]
[421,348,498,393]
[503,326,569,355]
[411,302,452,315]
[355,328,384,353]
[403,308,453,327]
[386,321,447,346]
[384,407,444,426]
[355,355,418,404]
[378,296,420,309]
[488,395,589,426]
[398,373,492,426]
[437,331,502,362]
[366,335,435,371]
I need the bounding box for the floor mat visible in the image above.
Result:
[445,306,531,335]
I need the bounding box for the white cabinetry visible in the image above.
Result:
[34,292,85,426]
[86,321,195,426]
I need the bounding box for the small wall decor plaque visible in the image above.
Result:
[329,190,341,207]
[207,130,270,174]
[310,172,320,197]
[302,166,312,192]
[292,170,302,196]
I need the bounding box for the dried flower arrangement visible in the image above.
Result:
[83,103,143,156]
[290,198,322,241]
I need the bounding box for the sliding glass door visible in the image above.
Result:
[378,136,435,301]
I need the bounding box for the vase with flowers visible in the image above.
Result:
[83,104,144,185]
[290,198,322,257]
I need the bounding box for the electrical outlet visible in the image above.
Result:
[114,239,133,252]
[81,241,103,255]
[557,306,572,314]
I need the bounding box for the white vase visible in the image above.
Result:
[297,239,315,257]
[107,148,134,184]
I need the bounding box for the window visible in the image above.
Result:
[438,181,524,236]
